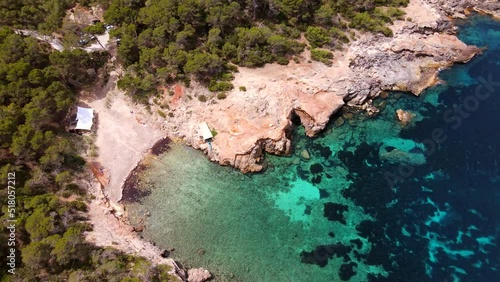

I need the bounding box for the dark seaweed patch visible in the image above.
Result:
[319,189,330,199]
[150,137,171,156]
[311,175,322,184]
[320,146,333,159]
[121,163,151,204]
[323,202,348,224]
[339,262,357,281]
[296,165,309,180]
[350,239,362,249]
[385,146,396,152]
[304,205,312,215]
[300,244,352,267]
[310,163,324,174]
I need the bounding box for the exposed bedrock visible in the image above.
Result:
[432,0,500,19]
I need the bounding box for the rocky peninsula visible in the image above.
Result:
[148,0,498,173]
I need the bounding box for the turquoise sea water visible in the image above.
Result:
[125,15,499,282]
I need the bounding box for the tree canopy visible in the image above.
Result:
[0,27,177,281]
[104,0,407,99]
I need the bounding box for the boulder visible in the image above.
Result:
[333,117,345,127]
[187,268,212,282]
[300,149,311,160]
[379,148,427,166]
[396,109,416,126]
[379,138,427,166]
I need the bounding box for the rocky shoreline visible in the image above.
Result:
[150,0,498,174]
[85,174,213,282]
[91,1,499,281]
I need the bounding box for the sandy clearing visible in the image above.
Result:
[84,31,110,52]
[83,71,166,209]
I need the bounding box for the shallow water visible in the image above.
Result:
[126,15,500,282]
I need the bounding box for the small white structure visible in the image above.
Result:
[75,107,94,131]
[199,122,213,141]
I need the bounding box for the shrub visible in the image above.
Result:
[157,110,166,118]
[349,11,395,37]
[305,26,330,48]
[217,93,227,99]
[69,200,88,211]
[276,56,289,65]
[61,191,72,198]
[349,12,379,31]
[220,73,234,81]
[239,86,247,91]
[89,147,98,158]
[55,171,72,187]
[208,81,233,92]
[311,49,333,66]
[198,95,207,102]
[160,102,169,110]
[329,27,349,44]
[386,7,406,20]
[83,22,106,35]
[226,64,239,73]
[377,26,394,37]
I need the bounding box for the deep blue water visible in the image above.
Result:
[307,15,500,281]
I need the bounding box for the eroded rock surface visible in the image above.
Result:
[187,268,212,282]
[396,109,416,126]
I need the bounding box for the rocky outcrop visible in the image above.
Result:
[301,149,311,160]
[396,109,416,126]
[433,0,500,19]
[233,131,292,172]
[187,268,212,282]
[379,138,427,166]
[151,0,499,173]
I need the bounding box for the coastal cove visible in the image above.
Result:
[124,14,500,282]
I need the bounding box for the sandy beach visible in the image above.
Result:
[83,70,167,210]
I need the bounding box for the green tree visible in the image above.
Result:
[184,52,224,81]
[22,240,53,270]
[84,22,106,35]
[25,209,57,241]
[206,1,241,32]
[51,226,86,267]
[104,0,144,24]
[305,26,331,48]
[117,24,140,67]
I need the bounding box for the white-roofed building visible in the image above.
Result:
[68,106,94,133]
[199,122,213,141]
[75,107,94,130]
